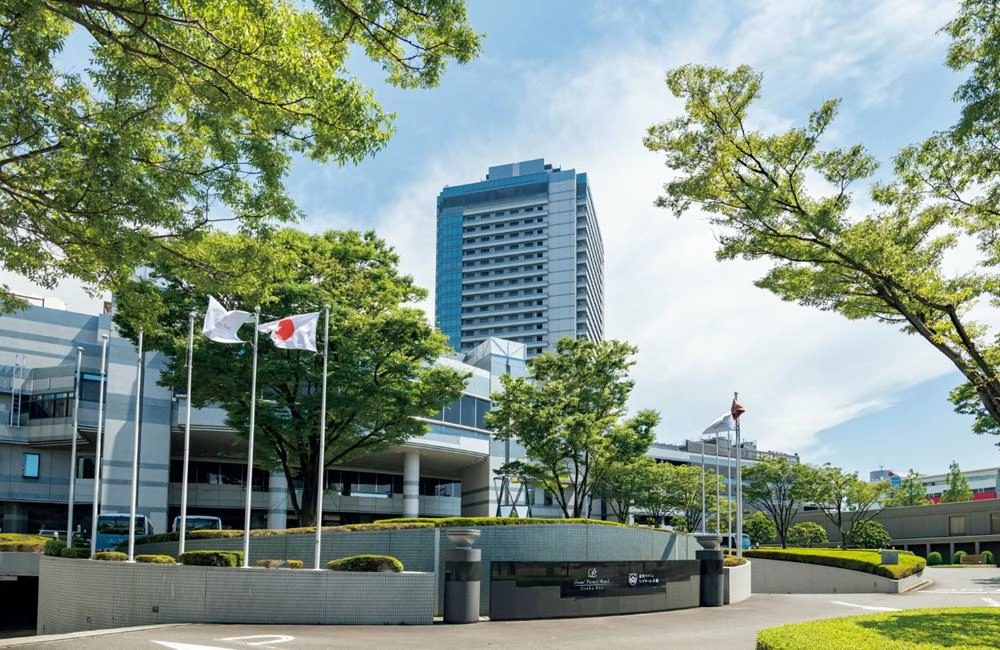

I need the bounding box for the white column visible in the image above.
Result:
[403,451,420,519]
[267,472,288,531]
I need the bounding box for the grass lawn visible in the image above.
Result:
[757,607,1000,649]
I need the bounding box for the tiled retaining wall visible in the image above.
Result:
[0,551,40,576]
[37,556,434,634]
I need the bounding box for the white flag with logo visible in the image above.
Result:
[702,412,735,435]
[258,312,320,351]
[202,296,251,344]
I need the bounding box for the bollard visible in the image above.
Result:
[695,533,724,607]
[443,528,481,624]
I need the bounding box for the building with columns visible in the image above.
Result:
[0,302,547,535]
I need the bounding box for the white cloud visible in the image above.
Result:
[353,0,967,459]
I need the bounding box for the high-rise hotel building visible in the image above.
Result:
[435,159,605,358]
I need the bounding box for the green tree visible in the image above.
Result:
[661,463,722,534]
[113,228,468,526]
[883,470,932,508]
[806,464,890,548]
[941,461,974,503]
[632,462,677,527]
[597,456,663,524]
[849,520,891,549]
[643,3,1000,444]
[0,0,480,308]
[486,338,659,518]
[786,521,828,548]
[742,456,814,548]
[743,511,776,547]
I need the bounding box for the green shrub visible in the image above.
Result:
[744,548,925,580]
[373,517,622,529]
[984,550,995,564]
[326,554,403,572]
[287,559,304,569]
[179,550,244,567]
[136,554,175,564]
[723,555,747,567]
[850,520,891,549]
[927,551,942,566]
[744,511,776,547]
[786,522,828,548]
[255,559,303,569]
[95,551,128,561]
[0,541,46,553]
[953,550,967,564]
[43,539,66,557]
[59,547,91,559]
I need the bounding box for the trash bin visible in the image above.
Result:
[443,528,481,624]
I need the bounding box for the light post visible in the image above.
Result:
[66,346,83,544]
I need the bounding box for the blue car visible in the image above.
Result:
[721,533,752,550]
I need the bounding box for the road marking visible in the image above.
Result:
[919,589,1000,594]
[154,643,230,650]
[983,598,1000,607]
[830,600,901,612]
[219,635,296,647]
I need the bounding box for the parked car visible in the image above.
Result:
[720,533,752,550]
[37,529,85,542]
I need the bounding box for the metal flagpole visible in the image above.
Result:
[700,441,706,532]
[127,330,144,562]
[726,428,733,537]
[179,312,196,556]
[734,391,743,558]
[314,305,330,570]
[243,307,261,568]
[66,347,83,545]
[89,334,109,558]
[715,436,721,533]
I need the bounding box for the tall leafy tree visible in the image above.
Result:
[742,456,815,548]
[113,228,468,526]
[883,470,932,508]
[805,464,890,548]
[643,3,1000,445]
[485,338,659,519]
[0,0,480,308]
[597,456,663,524]
[941,461,974,503]
[662,463,720,533]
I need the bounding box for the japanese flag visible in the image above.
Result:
[258,312,320,351]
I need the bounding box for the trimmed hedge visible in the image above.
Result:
[255,559,304,569]
[179,550,244,567]
[327,554,404,572]
[95,551,128,561]
[985,550,995,564]
[723,555,748,567]
[757,607,999,649]
[744,548,925,580]
[953,550,967,564]
[0,541,45,553]
[43,539,66,557]
[59,547,91,559]
[927,551,942,566]
[374,517,625,528]
[136,554,176,564]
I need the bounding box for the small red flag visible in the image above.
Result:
[731,399,746,420]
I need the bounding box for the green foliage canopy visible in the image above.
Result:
[883,470,932,508]
[743,510,776,547]
[786,521,828,548]
[742,456,814,549]
[941,460,974,503]
[486,338,659,519]
[805,464,890,548]
[643,3,1000,444]
[113,228,468,526]
[0,0,480,307]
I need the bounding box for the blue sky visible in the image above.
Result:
[15,0,1000,478]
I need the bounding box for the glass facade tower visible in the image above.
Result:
[435,159,605,357]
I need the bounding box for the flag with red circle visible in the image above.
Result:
[258,312,319,351]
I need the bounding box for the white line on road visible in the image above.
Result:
[154,643,230,650]
[830,600,902,612]
[219,635,296,647]
[919,589,1000,594]
[983,598,1000,607]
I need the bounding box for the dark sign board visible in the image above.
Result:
[490,560,699,620]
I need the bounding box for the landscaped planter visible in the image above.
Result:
[723,560,751,604]
[750,557,925,594]
[37,556,433,634]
